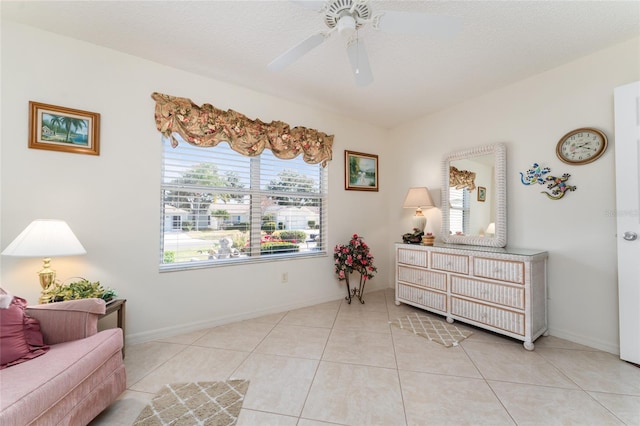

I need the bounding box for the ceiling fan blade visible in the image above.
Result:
[346,38,373,87]
[268,32,329,71]
[290,0,327,11]
[374,11,462,38]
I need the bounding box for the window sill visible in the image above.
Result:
[159,250,328,273]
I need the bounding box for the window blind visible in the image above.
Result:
[160,135,327,270]
[448,187,470,235]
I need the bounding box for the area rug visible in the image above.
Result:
[390,313,473,347]
[133,380,249,426]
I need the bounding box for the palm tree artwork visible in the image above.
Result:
[43,113,89,146]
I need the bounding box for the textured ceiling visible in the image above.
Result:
[2,1,639,128]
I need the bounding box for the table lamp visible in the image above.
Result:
[1,219,86,289]
[486,222,496,237]
[402,187,435,233]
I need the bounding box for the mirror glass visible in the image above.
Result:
[440,143,507,247]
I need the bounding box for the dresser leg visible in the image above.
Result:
[446,316,454,324]
[524,341,535,351]
[395,300,400,306]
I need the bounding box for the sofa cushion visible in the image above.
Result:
[0,294,49,368]
[0,328,123,425]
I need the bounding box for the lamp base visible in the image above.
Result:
[38,258,56,290]
[411,211,427,233]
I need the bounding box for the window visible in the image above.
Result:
[160,136,327,270]
[448,187,469,235]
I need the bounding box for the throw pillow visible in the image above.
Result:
[0,289,49,369]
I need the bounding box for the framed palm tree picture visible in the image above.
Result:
[29,101,100,155]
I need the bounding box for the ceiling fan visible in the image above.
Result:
[268,0,462,87]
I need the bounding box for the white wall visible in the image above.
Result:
[0,22,391,344]
[388,37,640,353]
[2,21,638,354]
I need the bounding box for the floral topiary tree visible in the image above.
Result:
[334,234,377,304]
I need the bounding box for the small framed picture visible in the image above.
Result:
[477,186,486,202]
[345,150,378,191]
[29,101,100,156]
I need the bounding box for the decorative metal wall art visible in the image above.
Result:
[519,163,576,200]
[520,163,551,186]
[541,173,577,200]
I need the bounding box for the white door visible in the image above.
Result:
[614,81,640,364]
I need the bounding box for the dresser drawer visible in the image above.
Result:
[451,297,524,335]
[397,284,447,312]
[473,257,524,284]
[398,266,447,291]
[397,248,428,268]
[451,276,524,309]
[431,252,469,274]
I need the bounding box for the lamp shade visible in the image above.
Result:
[402,187,435,209]
[2,219,86,257]
[486,222,496,235]
[402,187,435,233]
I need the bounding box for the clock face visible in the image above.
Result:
[556,128,608,165]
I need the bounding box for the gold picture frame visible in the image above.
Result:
[477,186,486,202]
[29,101,100,156]
[345,150,378,192]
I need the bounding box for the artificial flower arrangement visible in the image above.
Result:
[334,234,377,304]
[334,234,377,280]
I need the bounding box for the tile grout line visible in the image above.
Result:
[226,312,284,382]
[294,301,342,424]
[534,348,631,424]
[126,341,193,391]
[386,289,410,426]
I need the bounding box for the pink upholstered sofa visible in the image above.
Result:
[0,298,126,425]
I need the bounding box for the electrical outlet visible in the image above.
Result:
[281,272,288,283]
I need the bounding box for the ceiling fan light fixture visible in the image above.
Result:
[337,15,356,38]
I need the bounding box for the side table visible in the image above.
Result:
[100,299,126,357]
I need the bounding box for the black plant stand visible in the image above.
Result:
[344,272,366,304]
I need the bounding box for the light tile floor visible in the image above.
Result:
[91,288,640,425]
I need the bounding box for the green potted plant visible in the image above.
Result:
[40,278,118,304]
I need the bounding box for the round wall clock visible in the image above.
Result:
[556,127,608,165]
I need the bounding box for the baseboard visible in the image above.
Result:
[548,327,620,355]
[125,290,350,346]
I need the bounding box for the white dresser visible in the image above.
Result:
[395,243,548,350]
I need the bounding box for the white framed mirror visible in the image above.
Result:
[441,143,507,247]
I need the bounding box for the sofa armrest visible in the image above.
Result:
[26,298,106,345]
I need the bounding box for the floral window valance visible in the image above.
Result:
[151,92,334,167]
[449,166,476,191]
